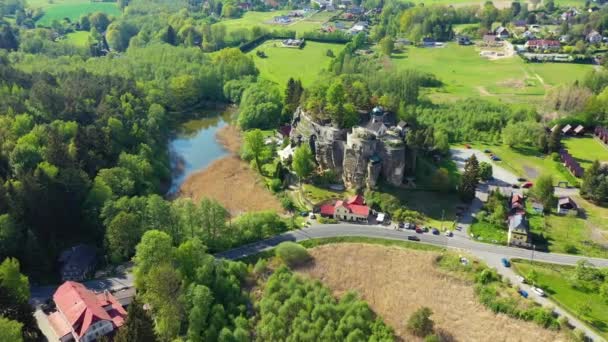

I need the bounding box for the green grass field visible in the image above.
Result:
[469,142,579,185]
[403,0,585,8]
[563,136,608,170]
[390,44,592,104]
[512,260,608,339]
[64,30,90,46]
[35,0,121,26]
[249,40,344,86]
[218,10,329,38]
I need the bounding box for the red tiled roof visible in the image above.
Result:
[48,312,72,338]
[346,194,365,205]
[511,193,524,204]
[527,39,560,47]
[53,281,127,338]
[347,204,370,216]
[278,125,291,137]
[320,204,335,216]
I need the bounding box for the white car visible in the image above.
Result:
[533,287,546,297]
[515,275,525,283]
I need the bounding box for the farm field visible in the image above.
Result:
[298,243,566,341]
[35,0,121,26]
[512,260,608,339]
[249,40,344,86]
[64,31,90,46]
[390,44,592,104]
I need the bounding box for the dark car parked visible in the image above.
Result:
[408,236,420,241]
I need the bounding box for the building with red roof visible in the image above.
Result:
[524,39,561,51]
[320,195,370,222]
[49,281,127,342]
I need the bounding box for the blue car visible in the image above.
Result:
[518,289,529,298]
[501,258,511,267]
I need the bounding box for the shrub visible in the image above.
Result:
[253,258,268,275]
[268,178,282,193]
[564,243,578,254]
[424,334,441,342]
[407,307,434,337]
[275,242,311,267]
[317,216,337,224]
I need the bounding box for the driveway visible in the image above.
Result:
[450,147,522,238]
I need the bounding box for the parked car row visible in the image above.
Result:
[396,222,454,238]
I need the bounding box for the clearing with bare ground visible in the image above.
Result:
[178,125,283,215]
[298,243,566,341]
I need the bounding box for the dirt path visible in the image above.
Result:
[476,86,493,96]
[178,124,284,215]
[298,243,567,341]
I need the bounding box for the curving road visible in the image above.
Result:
[216,223,608,341]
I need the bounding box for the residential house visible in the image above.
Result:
[510,193,525,214]
[282,38,304,47]
[320,194,370,222]
[532,202,544,214]
[524,39,561,51]
[557,197,578,215]
[561,8,579,21]
[457,35,471,45]
[483,34,499,44]
[422,37,435,47]
[587,30,602,44]
[49,281,127,342]
[508,213,532,248]
[348,22,367,35]
[58,245,96,282]
[523,30,536,40]
[495,26,510,39]
[573,125,585,136]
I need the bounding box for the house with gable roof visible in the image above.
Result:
[48,281,127,342]
[320,194,370,222]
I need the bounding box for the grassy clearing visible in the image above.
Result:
[218,10,327,36]
[64,31,90,46]
[562,136,608,170]
[469,142,578,185]
[512,260,608,339]
[403,0,585,8]
[530,212,608,258]
[379,185,461,229]
[301,183,353,204]
[298,243,565,340]
[249,40,345,86]
[36,1,121,26]
[298,236,445,252]
[389,44,591,104]
[470,219,509,245]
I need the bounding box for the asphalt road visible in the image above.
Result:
[216,224,608,267]
[32,223,608,341]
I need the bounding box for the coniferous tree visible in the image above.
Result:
[459,154,479,202]
[548,126,561,153]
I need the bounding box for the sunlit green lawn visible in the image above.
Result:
[249,40,344,86]
[512,260,608,339]
[389,44,592,104]
[35,0,121,26]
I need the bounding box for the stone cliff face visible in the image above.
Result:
[290,107,408,190]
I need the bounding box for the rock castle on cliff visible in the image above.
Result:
[289,106,412,189]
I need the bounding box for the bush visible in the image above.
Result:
[424,334,441,342]
[253,258,268,275]
[407,307,434,337]
[564,243,578,254]
[268,178,282,193]
[275,242,311,267]
[317,216,337,224]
